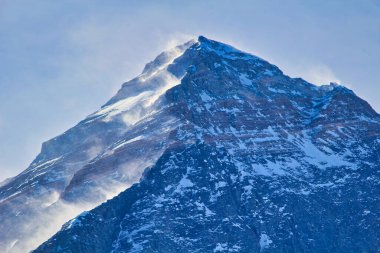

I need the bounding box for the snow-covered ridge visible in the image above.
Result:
[2,35,380,253]
[84,35,286,128]
[196,36,261,61]
[85,40,196,126]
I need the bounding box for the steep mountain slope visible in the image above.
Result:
[0,40,195,252]
[32,36,380,253]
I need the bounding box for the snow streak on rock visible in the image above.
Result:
[1,36,380,253]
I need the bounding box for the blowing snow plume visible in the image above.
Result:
[1,36,380,253]
[0,39,195,253]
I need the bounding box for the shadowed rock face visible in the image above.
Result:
[34,142,380,253]
[29,36,380,253]
[1,36,379,253]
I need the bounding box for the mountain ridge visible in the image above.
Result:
[34,36,380,252]
[0,36,379,253]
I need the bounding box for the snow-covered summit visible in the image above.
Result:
[36,37,380,253]
[1,36,379,253]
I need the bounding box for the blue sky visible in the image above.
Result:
[0,0,379,180]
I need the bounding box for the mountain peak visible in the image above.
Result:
[194,35,262,62]
[2,36,380,253]
[197,35,208,42]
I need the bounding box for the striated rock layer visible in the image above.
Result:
[2,36,380,253]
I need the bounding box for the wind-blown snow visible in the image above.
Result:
[88,43,192,126]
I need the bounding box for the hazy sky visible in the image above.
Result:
[0,0,379,181]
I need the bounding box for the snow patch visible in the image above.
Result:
[239,74,252,86]
[200,91,213,102]
[260,234,272,251]
[112,136,143,150]
[214,243,228,252]
[301,135,352,168]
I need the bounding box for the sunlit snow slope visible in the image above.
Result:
[0,39,196,253]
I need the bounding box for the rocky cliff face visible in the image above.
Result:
[28,36,380,252]
[0,36,379,253]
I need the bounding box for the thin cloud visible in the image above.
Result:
[303,65,341,86]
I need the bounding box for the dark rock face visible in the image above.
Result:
[31,37,380,253]
[35,143,380,253]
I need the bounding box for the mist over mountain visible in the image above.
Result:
[0,36,379,253]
